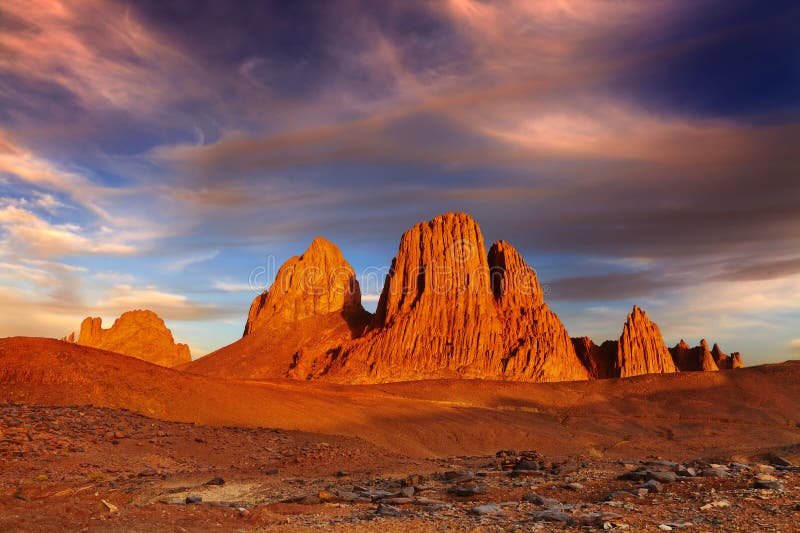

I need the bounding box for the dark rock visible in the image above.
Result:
[376,503,403,516]
[647,470,677,483]
[204,477,225,486]
[468,504,504,515]
[185,495,202,504]
[641,479,663,493]
[522,493,559,506]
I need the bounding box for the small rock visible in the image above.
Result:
[647,471,677,483]
[101,500,118,513]
[469,504,504,516]
[641,479,663,493]
[658,525,673,531]
[770,455,795,467]
[700,499,730,511]
[376,503,403,516]
[137,468,158,477]
[449,484,485,497]
[703,468,728,478]
[400,486,414,498]
[564,482,584,491]
[185,495,202,504]
[334,471,349,477]
[522,492,559,506]
[514,459,540,471]
[204,477,225,486]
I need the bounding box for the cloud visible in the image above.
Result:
[0,201,137,258]
[0,0,199,112]
[790,339,800,355]
[213,280,256,293]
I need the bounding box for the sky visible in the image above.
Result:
[1,0,799,364]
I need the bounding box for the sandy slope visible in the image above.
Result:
[2,337,799,459]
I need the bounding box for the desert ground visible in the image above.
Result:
[1,337,799,531]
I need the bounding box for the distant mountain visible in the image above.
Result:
[187,212,743,383]
[62,310,190,368]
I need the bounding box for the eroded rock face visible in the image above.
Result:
[66,310,191,368]
[186,237,370,380]
[244,237,363,336]
[615,306,678,377]
[671,340,743,371]
[571,337,617,379]
[311,213,590,383]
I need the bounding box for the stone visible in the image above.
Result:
[753,474,783,490]
[703,468,728,478]
[641,479,663,493]
[522,493,559,506]
[658,525,673,531]
[468,504,504,515]
[137,468,158,477]
[770,455,795,467]
[67,310,191,368]
[400,486,414,498]
[449,485,485,497]
[647,470,677,483]
[376,503,403,516]
[700,500,730,510]
[185,495,202,504]
[204,477,225,486]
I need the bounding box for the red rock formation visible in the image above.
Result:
[307,213,590,383]
[730,352,744,369]
[244,236,364,336]
[571,337,617,379]
[186,237,370,380]
[670,340,742,371]
[615,306,678,377]
[669,339,694,371]
[66,310,191,367]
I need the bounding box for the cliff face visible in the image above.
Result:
[571,337,617,379]
[67,310,191,367]
[306,213,590,383]
[186,211,738,384]
[243,236,364,336]
[185,237,370,380]
[671,340,743,371]
[615,306,679,378]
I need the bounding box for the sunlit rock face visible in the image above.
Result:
[66,310,191,368]
[311,212,590,383]
[187,212,742,384]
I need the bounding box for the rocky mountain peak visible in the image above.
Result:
[616,306,678,377]
[244,236,364,336]
[66,309,191,368]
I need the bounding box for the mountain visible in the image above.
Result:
[669,340,744,371]
[615,306,679,377]
[187,211,739,384]
[63,310,190,367]
[571,337,617,379]
[185,237,370,380]
[572,306,681,378]
[294,213,590,383]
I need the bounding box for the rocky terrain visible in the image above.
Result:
[63,310,190,368]
[1,403,798,531]
[187,212,743,384]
